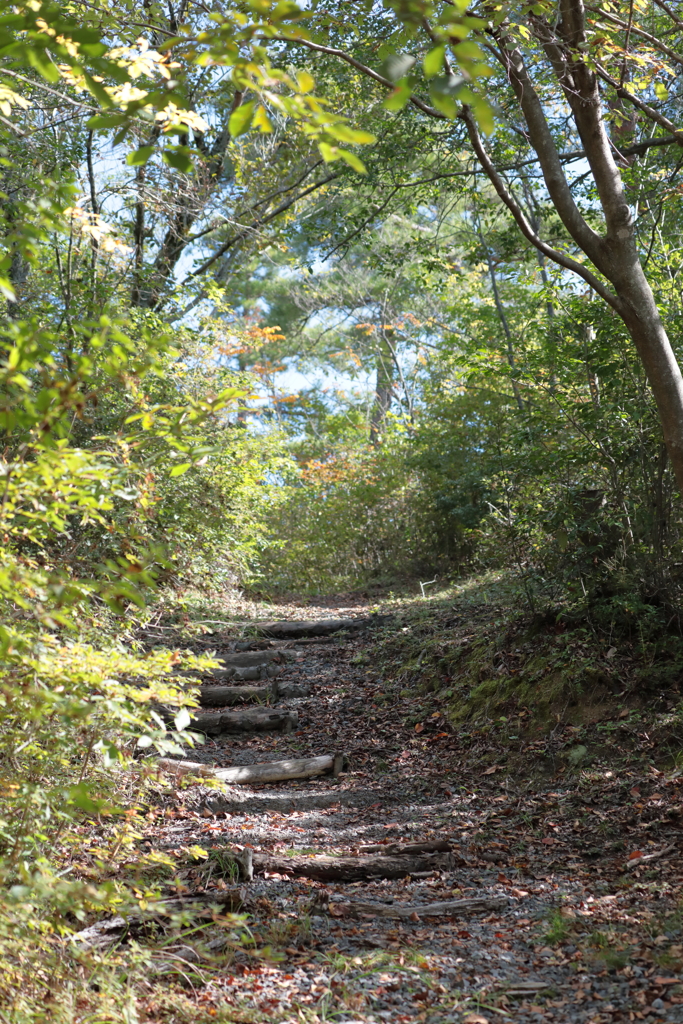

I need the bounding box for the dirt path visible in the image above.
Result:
[139,605,683,1024]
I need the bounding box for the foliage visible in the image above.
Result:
[3,0,683,1015]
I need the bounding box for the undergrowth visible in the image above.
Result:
[370,571,683,754]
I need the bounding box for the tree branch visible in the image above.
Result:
[594,62,683,143]
[587,4,683,69]
[489,23,604,263]
[529,3,635,248]
[184,174,338,282]
[461,106,621,311]
[270,34,447,120]
[653,0,683,29]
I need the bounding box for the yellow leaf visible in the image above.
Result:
[253,105,273,133]
[297,70,315,93]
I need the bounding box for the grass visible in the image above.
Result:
[544,909,572,946]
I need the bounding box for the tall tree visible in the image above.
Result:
[263,0,683,491]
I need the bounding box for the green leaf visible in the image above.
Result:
[423,45,445,78]
[384,81,412,112]
[0,276,15,302]
[169,462,191,476]
[318,141,340,163]
[654,82,669,101]
[327,124,376,145]
[69,783,118,815]
[86,113,128,130]
[429,74,466,119]
[380,52,416,83]
[472,95,495,135]
[82,72,114,108]
[126,146,155,167]
[229,100,255,138]
[338,148,367,174]
[453,40,485,61]
[162,147,193,173]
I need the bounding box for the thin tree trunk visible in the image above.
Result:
[131,164,146,307]
[477,225,525,412]
[370,330,394,443]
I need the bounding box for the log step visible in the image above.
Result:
[189,708,297,736]
[251,850,457,882]
[156,753,344,785]
[254,617,369,638]
[316,897,508,919]
[197,682,277,706]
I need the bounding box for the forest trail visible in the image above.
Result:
[137,602,683,1024]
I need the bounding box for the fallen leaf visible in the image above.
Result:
[463,1016,489,1024]
[510,888,529,898]
[542,837,557,845]
[483,765,500,775]
[409,911,420,922]
[630,787,641,796]
[628,850,644,861]
[654,977,680,985]
[415,723,425,733]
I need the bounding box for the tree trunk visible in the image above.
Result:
[608,261,683,493]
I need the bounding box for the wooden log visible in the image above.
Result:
[197,682,277,706]
[277,682,311,699]
[216,754,343,785]
[318,896,508,920]
[155,758,217,778]
[206,663,283,682]
[357,840,454,856]
[190,708,298,736]
[253,850,456,882]
[175,651,286,683]
[70,891,244,950]
[155,753,344,785]
[254,617,369,639]
[221,651,284,667]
